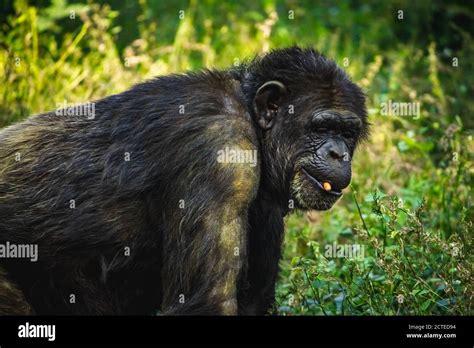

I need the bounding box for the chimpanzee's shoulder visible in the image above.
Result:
[183,69,251,118]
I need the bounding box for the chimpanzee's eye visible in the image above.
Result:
[342,131,354,138]
[317,126,329,132]
[341,128,358,139]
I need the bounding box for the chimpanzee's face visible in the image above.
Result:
[253,76,368,211]
[290,108,365,210]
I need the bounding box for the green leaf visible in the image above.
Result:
[421,299,432,311]
[291,257,300,267]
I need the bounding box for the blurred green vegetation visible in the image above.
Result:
[0,0,472,315]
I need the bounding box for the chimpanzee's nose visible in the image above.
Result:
[327,141,347,161]
[315,139,352,191]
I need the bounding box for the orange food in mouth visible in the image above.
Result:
[322,181,332,192]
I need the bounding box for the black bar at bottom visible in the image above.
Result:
[0,315,472,345]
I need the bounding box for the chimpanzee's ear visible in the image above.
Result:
[253,80,287,130]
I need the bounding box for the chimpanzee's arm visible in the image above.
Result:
[159,123,260,315]
[238,199,285,315]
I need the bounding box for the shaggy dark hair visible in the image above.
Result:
[0,46,367,315]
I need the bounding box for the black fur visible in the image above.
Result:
[0,47,367,315]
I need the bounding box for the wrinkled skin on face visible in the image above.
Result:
[290,109,365,210]
[249,48,369,211]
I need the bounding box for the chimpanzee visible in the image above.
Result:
[0,46,368,315]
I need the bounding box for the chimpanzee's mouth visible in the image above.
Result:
[301,168,343,197]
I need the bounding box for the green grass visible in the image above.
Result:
[0,0,472,315]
